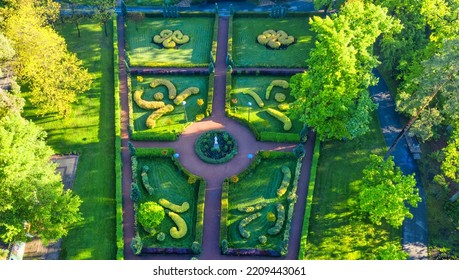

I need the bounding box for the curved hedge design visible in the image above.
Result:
[158,198,190,213]
[238,212,262,239]
[274,93,286,103]
[277,166,291,197]
[235,89,264,108]
[134,89,166,110]
[266,108,292,131]
[267,203,285,236]
[167,210,188,239]
[265,80,289,100]
[150,78,177,100]
[146,104,174,129]
[257,30,295,50]
[141,165,154,195]
[153,29,190,49]
[278,103,290,111]
[195,130,238,164]
[237,202,267,213]
[173,87,200,105]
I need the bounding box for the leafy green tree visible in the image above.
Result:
[3,0,92,116]
[441,129,459,183]
[290,0,401,140]
[137,202,165,232]
[0,113,83,244]
[358,155,421,228]
[94,0,116,37]
[373,241,408,260]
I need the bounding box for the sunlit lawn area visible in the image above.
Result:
[304,114,402,259]
[231,15,315,68]
[130,74,210,140]
[227,75,302,142]
[22,19,116,259]
[125,15,215,67]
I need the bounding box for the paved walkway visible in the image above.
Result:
[117,13,316,260]
[370,71,428,260]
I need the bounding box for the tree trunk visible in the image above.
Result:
[76,22,81,38]
[104,21,108,37]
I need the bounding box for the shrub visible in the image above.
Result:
[158,198,190,213]
[197,98,204,106]
[221,239,228,254]
[265,80,289,100]
[230,175,239,183]
[130,182,141,202]
[277,166,291,197]
[136,76,144,82]
[167,210,188,239]
[154,92,164,101]
[257,30,295,50]
[146,104,174,129]
[153,29,190,48]
[141,166,154,195]
[278,103,290,111]
[174,87,200,105]
[156,232,166,242]
[195,114,205,121]
[267,203,285,236]
[238,212,262,239]
[267,212,276,222]
[191,241,201,254]
[150,78,177,99]
[130,235,143,255]
[187,175,198,184]
[258,235,267,244]
[266,108,292,131]
[300,124,308,143]
[133,89,166,109]
[238,201,267,213]
[293,144,306,159]
[234,89,264,108]
[137,202,165,233]
[274,93,286,103]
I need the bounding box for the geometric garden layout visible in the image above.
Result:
[120,8,316,259]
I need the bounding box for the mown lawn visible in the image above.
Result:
[304,114,402,259]
[130,74,210,140]
[227,75,301,142]
[224,152,298,254]
[22,20,116,260]
[231,16,315,68]
[125,15,215,67]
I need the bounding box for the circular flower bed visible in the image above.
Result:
[195,130,238,164]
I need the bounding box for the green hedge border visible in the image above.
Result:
[113,17,124,260]
[297,138,320,260]
[131,147,206,254]
[211,14,219,64]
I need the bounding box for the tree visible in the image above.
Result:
[357,155,421,228]
[3,0,92,116]
[137,202,165,233]
[67,1,87,38]
[441,129,459,183]
[94,0,116,37]
[0,113,83,244]
[290,0,401,140]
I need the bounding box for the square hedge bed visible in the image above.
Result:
[226,74,303,142]
[220,151,302,257]
[131,148,205,254]
[230,13,316,68]
[125,14,216,67]
[129,74,212,141]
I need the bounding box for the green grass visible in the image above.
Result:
[130,74,209,140]
[224,152,298,253]
[232,16,315,68]
[135,154,203,249]
[304,114,401,259]
[22,20,116,259]
[227,75,301,141]
[125,15,215,67]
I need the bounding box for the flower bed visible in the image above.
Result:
[194,130,238,164]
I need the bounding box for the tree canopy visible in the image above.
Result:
[0,113,82,244]
[358,155,421,228]
[290,0,401,140]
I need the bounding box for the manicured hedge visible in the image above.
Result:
[259,131,299,142]
[206,73,214,117]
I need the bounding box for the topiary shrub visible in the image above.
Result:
[277,166,291,197]
[267,212,276,222]
[195,114,205,121]
[158,198,190,213]
[258,235,267,244]
[138,201,165,234]
[267,203,285,236]
[167,210,188,239]
[265,80,289,100]
[221,239,228,254]
[156,232,166,242]
[238,212,262,239]
[153,29,190,49]
[130,182,141,203]
[146,104,174,129]
[300,124,309,143]
[134,88,166,110]
[257,30,295,50]
[274,93,286,103]
[173,87,200,105]
[130,235,143,255]
[187,175,198,184]
[150,78,177,99]
[238,201,267,213]
[141,165,154,195]
[230,175,239,183]
[197,98,204,106]
[266,108,292,131]
[293,144,305,159]
[233,89,264,108]
[136,76,144,82]
[154,92,164,101]
[191,241,201,254]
